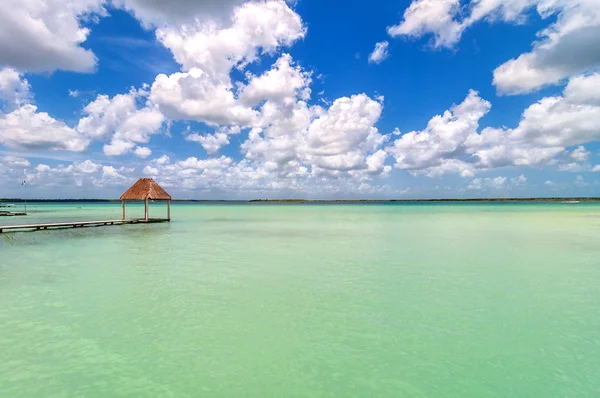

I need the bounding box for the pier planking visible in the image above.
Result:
[0,218,170,233]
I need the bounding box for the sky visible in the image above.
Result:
[1,0,600,199]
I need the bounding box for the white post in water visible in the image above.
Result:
[23,179,27,214]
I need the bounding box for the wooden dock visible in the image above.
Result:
[0,218,169,233]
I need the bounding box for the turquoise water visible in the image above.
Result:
[1,202,600,397]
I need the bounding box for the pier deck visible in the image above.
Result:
[0,218,170,233]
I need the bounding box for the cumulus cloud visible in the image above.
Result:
[570,146,590,162]
[0,68,31,111]
[14,158,134,193]
[503,74,600,148]
[242,93,390,180]
[77,87,165,156]
[493,1,600,94]
[0,105,88,152]
[150,68,258,126]
[387,73,600,178]
[388,0,600,94]
[557,145,595,172]
[148,1,307,129]
[387,0,463,48]
[368,41,389,64]
[133,146,152,158]
[155,0,306,75]
[138,154,386,196]
[186,126,241,154]
[467,176,507,190]
[239,53,311,107]
[0,0,106,73]
[387,90,491,175]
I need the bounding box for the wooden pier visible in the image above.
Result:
[1,178,173,234]
[0,218,169,233]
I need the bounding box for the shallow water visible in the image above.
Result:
[1,202,600,397]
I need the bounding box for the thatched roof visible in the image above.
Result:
[120,178,171,200]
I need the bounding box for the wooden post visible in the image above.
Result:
[167,199,171,221]
[145,198,149,221]
[122,200,125,220]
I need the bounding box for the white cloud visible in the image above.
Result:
[103,139,135,156]
[133,146,152,158]
[150,68,258,126]
[467,176,507,190]
[36,164,50,172]
[418,159,476,178]
[149,1,306,128]
[389,0,600,94]
[511,174,527,186]
[387,0,463,48]
[239,53,311,106]
[187,133,228,154]
[388,90,491,174]
[73,159,101,174]
[366,150,391,175]
[491,176,506,188]
[387,73,600,178]
[141,1,390,184]
[505,74,600,148]
[570,146,590,162]
[306,94,384,157]
[186,127,240,154]
[0,0,106,73]
[77,87,165,156]
[368,41,389,64]
[1,155,30,167]
[132,154,387,196]
[0,104,88,152]
[493,1,600,94]
[155,0,306,75]
[154,155,170,165]
[242,93,389,179]
[563,74,600,105]
[0,68,31,111]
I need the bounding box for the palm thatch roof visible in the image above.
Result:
[120,178,171,200]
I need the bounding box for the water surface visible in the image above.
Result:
[1,203,600,397]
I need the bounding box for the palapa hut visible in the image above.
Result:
[120,178,172,221]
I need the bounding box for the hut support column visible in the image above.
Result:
[122,200,125,220]
[145,198,149,221]
[167,200,171,221]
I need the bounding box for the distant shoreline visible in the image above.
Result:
[248,198,600,203]
[2,198,600,203]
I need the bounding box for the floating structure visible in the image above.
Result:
[0,178,171,233]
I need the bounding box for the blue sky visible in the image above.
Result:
[1,0,600,199]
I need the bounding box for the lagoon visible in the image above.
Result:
[1,202,600,397]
